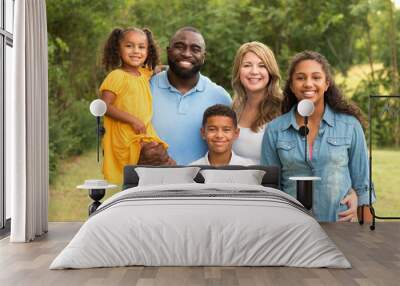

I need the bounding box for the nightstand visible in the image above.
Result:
[77,180,117,215]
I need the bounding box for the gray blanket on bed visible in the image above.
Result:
[50,183,351,269]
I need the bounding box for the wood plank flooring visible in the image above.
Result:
[0,222,399,286]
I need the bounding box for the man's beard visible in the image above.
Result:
[168,58,203,79]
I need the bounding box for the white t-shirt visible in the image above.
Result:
[190,151,255,166]
[232,125,266,164]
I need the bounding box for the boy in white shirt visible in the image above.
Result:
[190,104,255,166]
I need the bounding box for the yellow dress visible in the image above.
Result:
[99,68,167,184]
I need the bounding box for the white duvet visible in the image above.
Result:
[50,183,351,269]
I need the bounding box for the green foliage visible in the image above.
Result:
[125,0,377,86]
[47,0,400,182]
[47,0,126,182]
[48,97,97,182]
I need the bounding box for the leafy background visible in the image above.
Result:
[47,0,400,219]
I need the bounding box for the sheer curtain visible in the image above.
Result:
[8,0,48,242]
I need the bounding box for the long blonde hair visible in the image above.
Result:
[231,41,283,132]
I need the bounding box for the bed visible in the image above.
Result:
[50,165,350,269]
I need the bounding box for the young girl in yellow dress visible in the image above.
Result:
[100,27,168,184]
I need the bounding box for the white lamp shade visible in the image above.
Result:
[297,99,315,117]
[89,99,107,117]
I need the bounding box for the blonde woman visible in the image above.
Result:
[231,42,283,163]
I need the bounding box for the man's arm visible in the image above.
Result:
[138,142,176,166]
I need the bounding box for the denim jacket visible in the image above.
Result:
[261,104,373,221]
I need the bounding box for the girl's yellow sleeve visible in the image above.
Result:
[99,70,125,95]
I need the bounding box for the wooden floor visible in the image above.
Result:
[0,222,399,286]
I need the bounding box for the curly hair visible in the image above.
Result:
[102,27,160,71]
[231,42,283,132]
[142,28,161,70]
[282,51,366,128]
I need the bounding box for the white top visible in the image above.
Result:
[190,151,256,166]
[232,125,266,164]
[77,179,117,190]
[289,176,321,181]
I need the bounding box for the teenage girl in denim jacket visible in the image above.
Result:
[261,51,373,222]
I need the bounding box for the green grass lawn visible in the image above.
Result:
[49,148,400,221]
[370,148,400,217]
[49,149,120,221]
[335,63,387,97]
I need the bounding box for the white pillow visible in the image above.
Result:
[135,167,200,186]
[200,169,266,185]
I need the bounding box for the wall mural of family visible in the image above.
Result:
[94,26,374,223]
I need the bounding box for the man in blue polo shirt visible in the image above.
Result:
[139,27,232,165]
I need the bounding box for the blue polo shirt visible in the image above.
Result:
[150,71,232,165]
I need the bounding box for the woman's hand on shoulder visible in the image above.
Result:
[338,189,358,222]
[154,65,168,74]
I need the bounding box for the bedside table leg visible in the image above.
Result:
[88,189,105,215]
[89,201,102,215]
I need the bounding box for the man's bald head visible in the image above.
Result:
[169,26,206,50]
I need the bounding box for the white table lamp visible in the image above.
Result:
[89,99,107,162]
